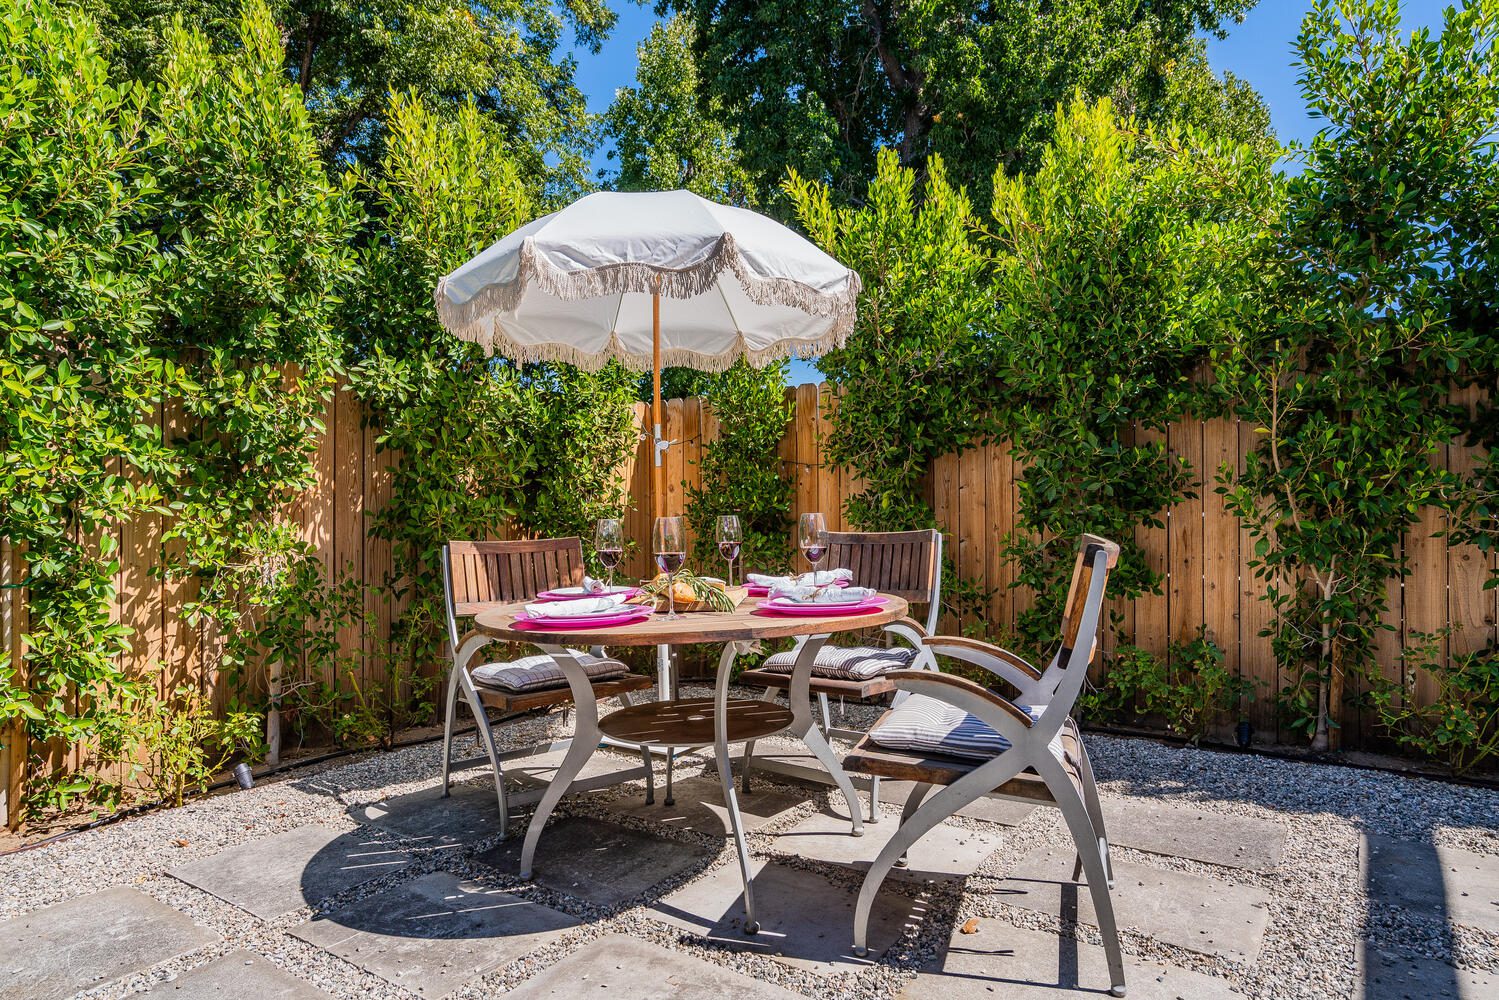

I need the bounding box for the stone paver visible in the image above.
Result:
[650,859,928,975]
[475,816,712,908]
[874,780,1038,826]
[353,779,525,848]
[1358,943,1499,1000]
[141,950,332,999]
[903,921,1244,999]
[1101,797,1286,872]
[171,825,412,919]
[1362,834,1499,934]
[502,934,807,999]
[996,846,1269,962]
[293,871,577,999]
[600,774,807,835]
[728,751,1037,825]
[775,804,1002,881]
[0,886,218,1000]
[508,746,652,791]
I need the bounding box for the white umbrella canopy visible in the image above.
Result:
[433,189,862,519]
[433,190,861,371]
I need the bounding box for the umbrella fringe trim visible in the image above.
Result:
[440,325,851,372]
[433,232,863,363]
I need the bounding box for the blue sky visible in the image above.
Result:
[569,1,1450,384]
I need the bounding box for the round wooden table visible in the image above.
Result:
[473,592,910,932]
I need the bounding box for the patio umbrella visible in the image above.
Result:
[433,189,861,518]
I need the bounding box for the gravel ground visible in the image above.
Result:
[3,683,1496,1000]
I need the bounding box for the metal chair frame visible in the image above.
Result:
[739,529,944,819]
[438,539,653,835]
[846,535,1126,997]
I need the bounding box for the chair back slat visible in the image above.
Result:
[826,529,940,606]
[1057,534,1121,666]
[446,538,585,617]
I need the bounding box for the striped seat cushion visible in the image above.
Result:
[869,692,1054,761]
[472,653,628,693]
[759,643,919,680]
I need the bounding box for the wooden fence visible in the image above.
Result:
[3,382,1492,824]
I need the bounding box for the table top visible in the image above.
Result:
[472,593,910,646]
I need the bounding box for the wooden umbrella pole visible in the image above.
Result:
[652,288,664,522]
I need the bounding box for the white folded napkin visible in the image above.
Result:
[769,585,877,605]
[581,575,607,595]
[747,568,853,589]
[524,594,627,618]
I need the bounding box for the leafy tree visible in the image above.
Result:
[349,93,637,672]
[988,96,1279,655]
[1218,0,1499,750]
[82,0,611,189]
[669,0,1270,207]
[1,0,164,765]
[1,0,361,811]
[604,15,757,206]
[787,150,997,623]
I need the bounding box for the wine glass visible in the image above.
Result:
[594,518,623,590]
[653,516,686,619]
[799,512,828,576]
[716,515,742,587]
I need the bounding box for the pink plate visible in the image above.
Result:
[746,579,851,597]
[755,596,887,617]
[535,586,641,601]
[512,607,654,630]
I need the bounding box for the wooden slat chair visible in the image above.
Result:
[737,528,942,817]
[439,538,655,833]
[842,535,1126,998]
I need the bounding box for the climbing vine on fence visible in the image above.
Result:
[348,93,639,690]
[685,359,795,574]
[987,95,1279,656]
[1218,0,1499,753]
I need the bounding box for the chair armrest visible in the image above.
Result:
[882,617,930,649]
[883,669,1036,743]
[921,635,1043,694]
[455,629,499,657]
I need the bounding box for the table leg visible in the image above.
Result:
[519,646,603,880]
[787,633,864,836]
[712,642,759,933]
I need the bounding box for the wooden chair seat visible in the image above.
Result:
[841,709,1083,803]
[737,667,897,700]
[472,673,654,714]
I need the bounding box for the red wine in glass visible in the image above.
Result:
[598,548,623,570]
[655,551,686,574]
[801,543,827,566]
[717,541,741,562]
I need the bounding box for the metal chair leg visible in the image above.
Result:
[1074,737,1115,887]
[664,748,675,806]
[893,781,930,867]
[463,682,509,836]
[1042,758,1126,998]
[818,691,832,734]
[641,744,656,805]
[852,763,1019,955]
[441,662,460,796]
[867,776,882,823]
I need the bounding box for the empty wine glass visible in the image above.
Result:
[716,515,742,587]
[653,516,686,619]
[799,512,828,575]
[594,518,623,590]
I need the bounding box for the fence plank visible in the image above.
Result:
[1133,428,1169,662]
[1201,417,1240,737]
[26,381,1499,803]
